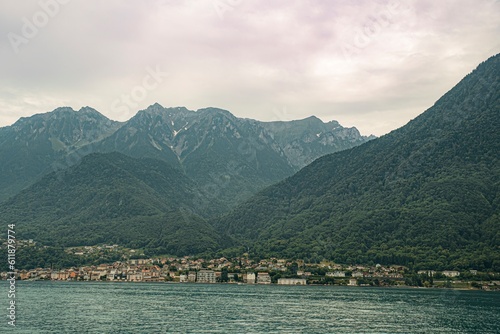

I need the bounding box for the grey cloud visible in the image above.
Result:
[0,0,498,135]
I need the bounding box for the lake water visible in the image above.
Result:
[1,282,499,333]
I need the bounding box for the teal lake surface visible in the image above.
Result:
[1,281,499,333]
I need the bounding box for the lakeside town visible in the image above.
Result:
[2,243,499,290]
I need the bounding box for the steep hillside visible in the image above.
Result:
[259,116,374,169]
[215,54,500,271]
[1,152,225,255]
[93,104,185,169]
[0,107,121,201]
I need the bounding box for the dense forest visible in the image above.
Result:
[214,54,500,271]
[0,153,227,255]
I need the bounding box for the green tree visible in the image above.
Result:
[221,268,229,283]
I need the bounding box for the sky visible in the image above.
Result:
[0,0,498,136]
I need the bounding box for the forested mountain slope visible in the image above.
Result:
[1,152,225,255]
[215,54,500,271]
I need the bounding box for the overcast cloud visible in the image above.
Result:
[0,0,498,135]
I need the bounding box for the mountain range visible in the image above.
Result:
[1,54,498,271]
[0,104,372,206]
[0,100,372,254]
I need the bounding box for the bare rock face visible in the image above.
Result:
[259,116,374,169]
[0,103,371,206]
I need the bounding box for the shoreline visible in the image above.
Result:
[12,279,499,292]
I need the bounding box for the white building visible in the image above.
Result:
[257,272,272,284]
[326,271,346,277]
[352,271,364,278]
[277,278,307,285]
[417,270,437,276]
[245,272,256,284]
[127,272,142,282]
[188,271,197,283]
[107,269,118,281]
[197,270,216,283]
[442,271,460,278]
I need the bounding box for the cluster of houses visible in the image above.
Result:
[1,265,288,284]
[1,256,447,286]
[5,240,497,287]
[1,260,297,284]
[3,241,497,288]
